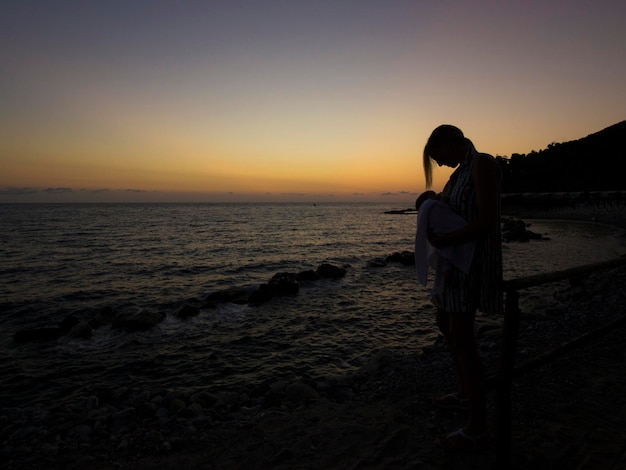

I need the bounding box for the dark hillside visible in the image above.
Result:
[497,121,626,193]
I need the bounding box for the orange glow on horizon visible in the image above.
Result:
[2,2,624,203]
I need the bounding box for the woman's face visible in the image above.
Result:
[431,141,461,168]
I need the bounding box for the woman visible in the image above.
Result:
[422,125,502,451]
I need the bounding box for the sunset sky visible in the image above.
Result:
[1,1,625,203]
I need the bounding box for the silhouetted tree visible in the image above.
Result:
[497,121,626,193]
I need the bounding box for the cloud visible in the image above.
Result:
[0,187,39,196]
[380,191,416,197]
[83,188,110,193]
[79,188,146,193]
[43,187,73,194]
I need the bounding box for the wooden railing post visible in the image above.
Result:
[491,257,626,466]
[495,289,521,466]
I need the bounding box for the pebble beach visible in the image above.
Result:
[3,205,626,469]
[4,262,626,469]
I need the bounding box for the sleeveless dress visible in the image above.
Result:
[435,150,503,315]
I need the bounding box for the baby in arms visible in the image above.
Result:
[414,191,476,300]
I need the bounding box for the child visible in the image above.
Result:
[414,191,476,301]
[415,190,438,211]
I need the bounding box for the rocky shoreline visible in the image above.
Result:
[3,258,626,468]
[3,215,626,469]
[502,196,626,227]
[11,262,350,346]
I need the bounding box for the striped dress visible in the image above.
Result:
[436,150,503,315]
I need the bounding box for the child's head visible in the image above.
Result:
[415,190,437,210]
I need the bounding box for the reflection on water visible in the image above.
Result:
[503,219,626,279]
[1,204,625,409]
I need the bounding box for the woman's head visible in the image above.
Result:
[423,125,472,188]
[415,190,437,210]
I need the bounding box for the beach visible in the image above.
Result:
[2,204,626,469]
[5,252,626,469]
[131,301,626,470]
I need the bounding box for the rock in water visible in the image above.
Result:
[13,327,62,343]
[268,272,300,296]
[112,310,166,332]
[316,263,346,279]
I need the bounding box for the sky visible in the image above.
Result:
[1,0,625,204]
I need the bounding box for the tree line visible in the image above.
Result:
[495,120,626,194]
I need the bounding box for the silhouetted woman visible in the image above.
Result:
[422,124,502,451]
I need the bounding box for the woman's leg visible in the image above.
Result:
[448,311,487,435]
[436,309,468,399]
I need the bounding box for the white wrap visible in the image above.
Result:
[414,198,476,286]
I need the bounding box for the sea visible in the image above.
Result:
[1,202,625,409]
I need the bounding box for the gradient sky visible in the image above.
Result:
[2,1,625,203]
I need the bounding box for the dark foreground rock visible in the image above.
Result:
[315,263,347,279]
[112,310,166,332]
[12,263,349,343]
[501,217,549,242]
[13,314,92,343]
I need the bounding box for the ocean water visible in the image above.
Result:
[1,203,625,409]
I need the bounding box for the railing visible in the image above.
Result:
[493,256,626,466]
